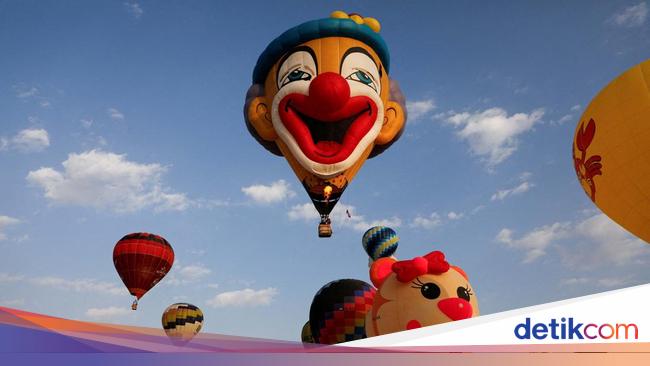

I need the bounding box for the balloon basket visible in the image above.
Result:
[131,299,138,310]
[318,223,332,238]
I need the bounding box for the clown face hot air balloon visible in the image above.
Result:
[162,303,204,345]
[309,279,375,344]
[245,11,407,237]
[113,233,174,310]
[572,59,650,244]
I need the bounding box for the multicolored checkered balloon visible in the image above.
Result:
[309,279,375,344]
[362,226,399,261]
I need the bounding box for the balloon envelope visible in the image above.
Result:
[309,279,375,344]
[244,13,407,235]
[301,321,314,343]
[572,59,650,243]
[362,226,399,261]
[113,233,174,306]
[162,303,204,345]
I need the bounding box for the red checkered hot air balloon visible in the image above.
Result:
[113,233,174,310]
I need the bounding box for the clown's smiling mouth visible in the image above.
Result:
[288,101,372,156]
[278,95,377,164]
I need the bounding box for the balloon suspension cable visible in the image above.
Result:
[131,298,138,311]
[320,214,331,225]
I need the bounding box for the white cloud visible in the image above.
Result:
[288,202,401,232]
[13,85,52,107]
[498,213,649,267]
[15,86,39,98]
[163,262,212,286]
[12,129,50,152]
[447,211,464,220]
[0,273,24,282]
[560,276,633,289]
[242,180,295,204]
[445,107,544,168]
[519,171,532,181]
[492,172,534,201]
[491,182,534,201]
[85,306,132,319]
[178,264,211,280]
[29,276,124,295]
[410,212,442,230]
[287,203,317,221]
[0,216,21,241]
[609,2,647,27]
[471,205,485,215]
[1,129,50,152]
[206,287,278,308]
[26,150,190,213]
[556,114,574,125]
[81,119,93,128]
[124,2,144,19]
[562,214,648,269]
[406,99,436,121]
[107,108,125,120]
[552,105,582,125]
[559,277,590,286]
[496,222,572,263]
[0,298,25,307]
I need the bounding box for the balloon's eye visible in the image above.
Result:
[411,280,441,300]
[346,70,377,91]
[457,285,472,301]
[281,69,311,87]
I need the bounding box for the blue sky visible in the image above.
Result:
[1,0,650,341]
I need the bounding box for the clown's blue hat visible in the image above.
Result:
[252,11,390,84]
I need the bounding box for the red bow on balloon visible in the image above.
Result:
[392,251,450,282]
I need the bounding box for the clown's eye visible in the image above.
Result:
[457,285,472,302]
[281,69,312,87]
[346,70,377,91]
[276,49,317,90]
[340,49,381,94]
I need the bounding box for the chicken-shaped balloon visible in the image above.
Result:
[245,11,406,237]
[365,250,479,336]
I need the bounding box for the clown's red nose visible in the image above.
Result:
[437,298,473,321]
[308,72,350,113]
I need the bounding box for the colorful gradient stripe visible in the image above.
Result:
[1,306,649,365]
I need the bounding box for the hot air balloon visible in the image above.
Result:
[362,226,399,262]
[366,250,479,337]
[572,59,650,243]
[113,232,174,310]
[245,10,407,237]
[301,321,314,343]
[309,279,375,344]
[162,303,204,345]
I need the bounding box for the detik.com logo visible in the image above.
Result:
[514,317,638,340]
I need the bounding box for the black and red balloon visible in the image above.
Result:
[113,232,174,309]
[309,279,375,344]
